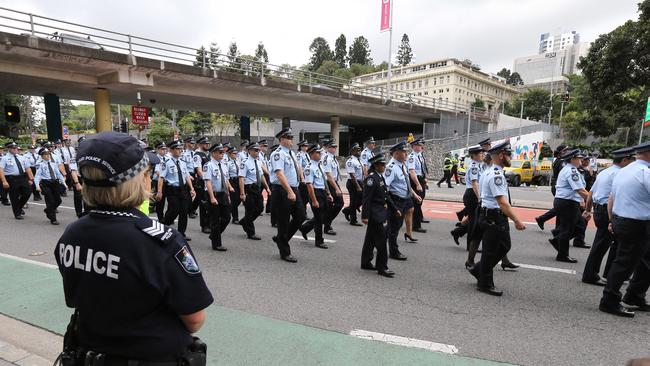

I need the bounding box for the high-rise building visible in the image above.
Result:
[538,31,580,54]
[514,40,590,89]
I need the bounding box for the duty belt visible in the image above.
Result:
[480,207,505,218]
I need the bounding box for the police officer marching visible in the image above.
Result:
[342,143,364,226]
[193,137,211,233]
[582,147,635,286]
[535,144,570,230]
[25,144,41,201]
[321,139,344,235]
[299,143,332,248]
[33,147,65,225]
[361,154,396,278]
[297,140,310,214]
[548,149,589,263]
[0,144,9,206]
[360,137,376,179]
[384,141,422,261]
[407,138,428,234]
[56,131,212,364]
[238,141,270,241]
[157,140,196,241]
[181,137,198,218]
[237,140,249,163]
[59,137,76,190]
[268,143,280,227]
[468,141,526,296]
[598,141,650,317]
[227,148,242,225]
[0,141,34,219]
[204,143,232,251]
[152,142,169,222]
[269,128,306,263]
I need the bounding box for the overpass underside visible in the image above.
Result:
[0,32,437,135]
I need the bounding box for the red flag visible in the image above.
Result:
[380,0,391,32]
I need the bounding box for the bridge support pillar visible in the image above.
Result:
[282,117,291,129]
[94,88,111,132]
[330,115,340,154]
[44,94,62,142]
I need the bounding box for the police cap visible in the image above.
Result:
[561,149,580,160]
[555,144,568,153]
[246,142,260,151]
[365,136,376,144]
[276,128,294,139]
[209,143,224,153]
[168,140,183,149]
[389,141,408,153]
[270,144,279,152]
[611,147,635,158]
[196,136,210,145]
[633,140,650,154]
[4,141,18,149]
[350,142,361,151]
[307,143,322,154]
[369,154,386,166]
[478,138,491,147]
[468,146,483,154]
[77,131,149,187]
[258,139,268,147]
[297,140,309,147]
[54,139,62,144]
[222,142,233,150]
[240,139,249,147]
[37,147,50,155]
[146,151,160,165]
[410,138,424,146]
[488,141,511,154]
[155,142,167,149]
[323,138,338,148]
[27,144,36,150]
[183,137,195,144]
[78,136,87,144]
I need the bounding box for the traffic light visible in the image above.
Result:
[4,106,20,123]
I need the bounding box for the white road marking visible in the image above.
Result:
[498,261,576,275]
[29,202,74,210]
[0,252,57,269]
[292,236,336,244]
[349,329,459,355]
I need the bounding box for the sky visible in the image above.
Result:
[0,0,642,74]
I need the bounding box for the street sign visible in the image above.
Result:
[62,125,69,139]
[644,97,650,127]
[131,106,149,126]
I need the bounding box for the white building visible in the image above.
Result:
[514,42,590,86]
[539,31,580,54]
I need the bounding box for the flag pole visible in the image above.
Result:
[386,0,393,102]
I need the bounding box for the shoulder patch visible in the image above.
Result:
[494,176,504,186]
[409,157,414,163]
[386,168,392,176]
[305,168,311,176]
[571,173,579,181]
[366,177,374,186]
[240,163,246,169]
[175,245,201,274]
[135,217,176,244]
[471,167,478,174]
[274,153,280,161]
[347,161,352,167]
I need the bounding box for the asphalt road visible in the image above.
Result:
[0,194,648,366]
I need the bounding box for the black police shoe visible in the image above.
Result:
[1,201,10,206]
[232,218,240,225]
[477,286,503,296]
[456,211,464,222]
[549,238,559,251]
[582,278,607,287]
[361,264,376,270]
[378,269,395,278]
[299,228,308,241]
[350,222,363,227]
[467,265,479,281]
[282,255,297,263]
[315,242,328,249]
[451,229,461,245]
[599,304,635,318]
[535,216,545,230]
[343,209,351,222]
[389,253,407,261]
[324,227,336,235]
[14,215,23,220]
[556,256,578,263]
[247,234,261,240]
[212,245,227,252]
[20,209,25,215]
[201,227,211,234]
[622,297,650,312]
[183,235,192,242]
[421,219,430,223]
[573,242,591,249]
[50,220,59,225]
[188,212,197,219]
[501,261,519,271]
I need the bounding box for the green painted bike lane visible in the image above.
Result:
[0,256,513,366]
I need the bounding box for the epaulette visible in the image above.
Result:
[135,216,177,245]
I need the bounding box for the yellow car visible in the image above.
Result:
[504,159,552,187]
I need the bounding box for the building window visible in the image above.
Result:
[412,81,416,89]
[424,91,428,95]
[439,77,444,84]
[446,75,450,83]
[433,79,437,85]
[425,79,429,87]
[447,88,450,92]
[418,80,422,88]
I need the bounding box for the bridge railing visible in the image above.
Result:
[0,6,476,114]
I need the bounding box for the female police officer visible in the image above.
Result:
[55,131,213,364]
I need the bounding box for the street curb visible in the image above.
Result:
[0,314,60,366]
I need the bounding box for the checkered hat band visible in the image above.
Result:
[108,154,149,184]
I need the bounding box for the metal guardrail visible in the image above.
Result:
[0,6,484,115]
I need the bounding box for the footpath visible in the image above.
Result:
[0,255,513,366]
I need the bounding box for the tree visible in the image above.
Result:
[178,112,213,136]
[506,89,551,121]
[497,68,511,80]
[208,42,221,69]
[147,118,175,146]
[508,72,523,86]
[194,46,208,67]
[472,98,485,108]
[309,37,334,70]
[374,61,389,72]
[348,36,372,66]
[349,63,375,77]
[254,42,269,63]
[334,34,347,68]
[226,41,241,73]
[396,33,413,66]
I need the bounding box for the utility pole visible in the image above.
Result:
[518,100,524,137]
[385,0,394,102]
[466,103,472,148]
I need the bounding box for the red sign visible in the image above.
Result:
[644,120,650,127]
[380,0,391,32]
[131,106,149,126]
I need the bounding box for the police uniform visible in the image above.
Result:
[582,147,634,285]
[263,142,276,217]
[160,141,193,238]
[181,138,197,218]
[25,146,42,201]
[550,150,587,262]
[437,154,453,188]
[59,139,76,189]
[297,140,310,213]
[0,142,32,218]
[192,137,211,232]
[227,150,242,224]
[469,141,513,295]
[236,140,249,163]
[238,142,267,240]
[452,146,483,254]
[321,139,344,234]
[342,143,364,225]
[407,138,428,231]
[361,155,396,277]
[299,144,331,247]
[270,128,306,262]
[203,144,231,251]
[153,143,169,222]
[360,137,376,178]
[384,142,413,260]
[536,144,570,228]
[57,131,213,362]
[0,147,8,206]
[599,141,650,317]
[34,148,65,224]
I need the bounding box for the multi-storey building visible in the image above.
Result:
[539,31,580,54]
[514,42,590,86]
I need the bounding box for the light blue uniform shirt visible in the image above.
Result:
[407,151,425,176]
[181,149,195,171]
[304,160,327,189]
[34,160,65,186]
[383,158,410,199]
[611,160,650,220]
[59,146,76,164]
[152,153,167,180]
[24,151,38,167]
[270,145,299,187]
[590,165,621,205]
[321,152,340,182]
[555,164,585,202]
[360,148,374,168]
[227,158,238,178]
[0,153,30,176]
[160,157,190,187]
[203,158,228,192]
[480,165,509,209]
[346,155,363,181]
[236,150,249,163]
[297,150,310,169]
[238,156,264,185]
[465,159,482,189]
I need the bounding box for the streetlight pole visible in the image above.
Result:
[385,0,394,102]
[466,103,472,148]
[519,100,524,137]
